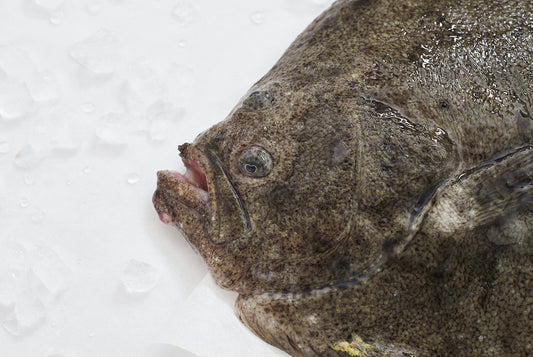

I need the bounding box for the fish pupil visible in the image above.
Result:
[245,164,258,173]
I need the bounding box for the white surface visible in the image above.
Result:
[0,0,334,356]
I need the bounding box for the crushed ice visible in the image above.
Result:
[0,242,71,336]
[121,259,160,295]
[69,29,121,77]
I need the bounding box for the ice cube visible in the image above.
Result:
[0,45,36,82]
[94,112,130,147]
[14,145,46,169]
[121,259,160,295]
[0,76,35,121]
[144,101,185,142]
[29,105,83,153]
[27,71,60,103]
[69,29,121,76]
[119,63,162,113]
[0,139,11,154]
[28,246,71,303]
[2,291,46,336]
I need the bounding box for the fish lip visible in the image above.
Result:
[153,144,213,227]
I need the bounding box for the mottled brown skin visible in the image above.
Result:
[153,0,533,355]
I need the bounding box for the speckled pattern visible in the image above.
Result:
[153,0,533,355]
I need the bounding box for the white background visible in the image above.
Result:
[0,0,334,356]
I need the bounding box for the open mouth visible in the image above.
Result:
[153,147,210,225]
[160,158,209,202]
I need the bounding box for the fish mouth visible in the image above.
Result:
[152,144,211,232]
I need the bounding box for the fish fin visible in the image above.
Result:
[428,145,533,237]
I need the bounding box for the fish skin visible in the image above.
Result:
[153,0,533,355]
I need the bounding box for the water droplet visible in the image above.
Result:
[65,180,72,186]
[83,166,91,174]
[178,40,187,48]
[0,139,10,154]
[24,175,35,185]
[127,172,140,185]
[49,11,64,25]
[81,102,96,113]
[172,1,199,26]
[121,259,160,295]
[20,196,30,208]
[69,29,121,76]
[250,10,265,25]
[31,209,46,224]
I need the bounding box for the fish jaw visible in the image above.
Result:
[152,144,212,249]
[152,143,250,290]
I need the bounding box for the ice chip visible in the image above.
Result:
[29,105,83,153]
[14,145,46,169]
[28,246,71,303]
[121,259,160,295]
[69,29,121,76]
[94,112,130,146]
[24,175,36,185]
[0,139,11,154]
[172,1,199,26]
[30,209,46,224]
[144,101,184,142]
[81,102,96,113]
[28,71,60,103]
[2,291,46,336]
[0,76,35,121]
[0,274,18,307]
[144,343,200,357]
[34,0,65,11]
[119,64,162,113]
[0,45,37,82]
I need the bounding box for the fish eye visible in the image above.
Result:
[238,147,273,178]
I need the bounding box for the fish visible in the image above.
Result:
[152,0,533,355]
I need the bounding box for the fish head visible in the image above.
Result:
[152,80,377,294]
